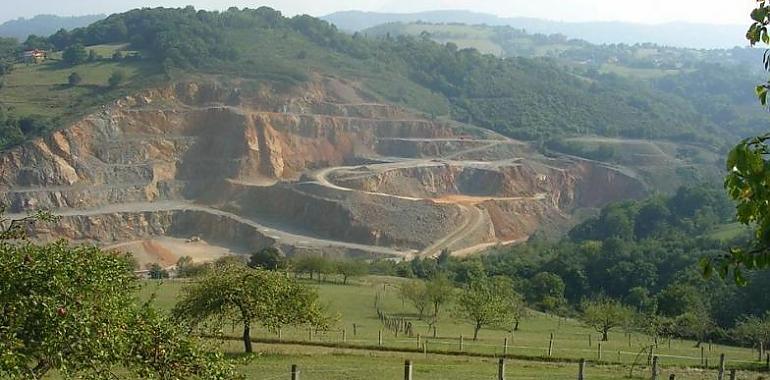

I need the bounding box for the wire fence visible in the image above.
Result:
[250,357,746,380]
[228,323,767,370]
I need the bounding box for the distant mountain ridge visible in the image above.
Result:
[0,14,105,41]
[322,10,748,49]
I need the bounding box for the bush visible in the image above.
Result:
[62,43,87,66]
[67,72,82,87]
[108,70,125,88]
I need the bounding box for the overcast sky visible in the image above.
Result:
[0,0,757,25]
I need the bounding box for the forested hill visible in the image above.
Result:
[0,7,759,150]
[360,22,770,143]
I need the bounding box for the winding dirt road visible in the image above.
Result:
[307,138,547,257]
[8,201,417,257]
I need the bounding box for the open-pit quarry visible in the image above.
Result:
[0,78,647,267]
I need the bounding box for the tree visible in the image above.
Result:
[147,263,169,279]
[625,286,656,314]
[732,313,770,352]
[67,72,82,87]
[292,255,332,282]
[454,276,523,340]
[248,247,286,270]
[425,274,454,332]
[706,1,770,283]
[581,296,634,341]
[173,264,328,353]
[62,43,87,66]
[176,255,199,278]
[0,206,57,240]
[526,272,566,312]
[0,240,236,379]
[399,280,430,319]
[108,70,126,88]
[656,283,704,318]
[334,259,367,285]
[88,49,98,62]
[675,308,715,347]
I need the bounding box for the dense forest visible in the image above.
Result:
[0,7,765,150]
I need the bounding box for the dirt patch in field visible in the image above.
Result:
[107,236,237,268]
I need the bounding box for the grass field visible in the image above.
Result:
[707,223,751,243]
[0,44,161,121]
[140,276,768,379]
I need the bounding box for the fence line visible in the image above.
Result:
[275,355,740,380]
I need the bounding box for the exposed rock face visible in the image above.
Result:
[0,78,648,259]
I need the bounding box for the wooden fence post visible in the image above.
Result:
[588,334,592,347]
[460,335,464,352]
[766,352,769,371]
[504,337,509,355]
[628,334,632,348]
[498,358,506,380]
[578,359,585,380]
[291,364,299,380]
[729,369,737,380]
[378,330,383,346]
[278,328,282,340]
[404,360,412,380]
[597,343,602,361]
[700,346,705,367]
[417,334,421,349]
[761,342,765,361]
[548,333,554,357]
[353,323,357,336]
[651,355,659,380]
[342,329,346,343]
[718,354,725,380]
[669,375,675,380]
[424,341,428,357]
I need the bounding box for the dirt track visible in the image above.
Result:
[309,137,548,257]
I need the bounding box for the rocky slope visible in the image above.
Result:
[0,77,648,263]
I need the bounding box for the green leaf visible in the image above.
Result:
[752,8,769,22]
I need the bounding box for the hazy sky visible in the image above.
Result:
[0,0,757,25]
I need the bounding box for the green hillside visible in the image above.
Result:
[364,22,770,143]
[0,7,758,152]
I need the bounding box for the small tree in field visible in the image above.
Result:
[173,264,329,353]
[248,247,286,270]
[62,43,87,66]
[67,72,82,87]
[108,70,125,88]
[292,255,333,282]
[425,274,454,333]
[334,259,367,284]
[454,276,523,340]
[581,296,634,341]
[399,280,430,319]
[732,313,770,352]
[510,291,529,331]
[676,308,715,348]
[147,262,169,279]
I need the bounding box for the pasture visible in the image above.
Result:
[140,276,768,379]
